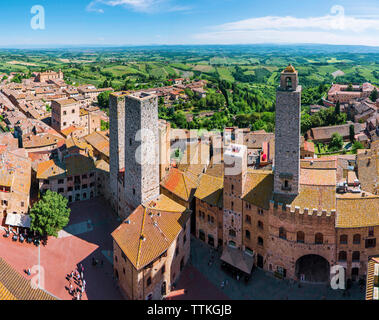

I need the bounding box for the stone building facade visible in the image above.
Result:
[273,65,301,202]
[109,92,126,214]
[123,92,160,218]
[111,195,191,300]
[193,65,379,285]
[51,99,81,132]
[223,144,247,250]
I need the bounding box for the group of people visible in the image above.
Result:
[67,264,86,300]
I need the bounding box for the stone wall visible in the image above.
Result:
[274,86,301,200]
[124,93,160,214]
[109,93,126,214]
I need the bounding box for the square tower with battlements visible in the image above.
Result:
[109,92,127,213]
[123,92,160,217]
[273,64,302,203]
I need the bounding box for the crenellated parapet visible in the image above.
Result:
[269,200,336,221]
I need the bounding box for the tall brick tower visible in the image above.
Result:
[273,64,302,203]
[109,92,127,214]
[123,92,160,217]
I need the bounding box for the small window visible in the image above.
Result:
[279,227,286,240]
[340,235,348,244]
[353,234,361,244]
[297,231,305,243]
[352,251,360,262]
[315,233,323,245]
[338,251,347,262]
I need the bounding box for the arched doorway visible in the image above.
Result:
[295,255,330,283]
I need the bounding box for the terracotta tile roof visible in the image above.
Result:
[242,170,274,210]
[0,258,57,300]
[22,133,60,149]
[111,194,189,270]
[300,168,336,186]
[301,158,337,170]
[205,161,224,178]
[301,141,315,153]
[95,159,109,172]
[194,174,223,207]
[84,131,109,157]
[309,123,363,141]
[36,159,66,180]
[65,155,96,176]
[336,195,379,228]
[160,168,199,201]
[289,185,337,212]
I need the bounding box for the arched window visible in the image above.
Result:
[338,251,347,262]
[258,236,264,246]
[340,235,348,244]
[315,233,323,244]
[296,231,305,243]
[353,234,361,244]
[286,77,292,90]
[352,251,360,262]
[279,227,286,240]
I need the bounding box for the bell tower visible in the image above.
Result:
[273,64,302,203]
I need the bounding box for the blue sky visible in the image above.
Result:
[1,0,379,47]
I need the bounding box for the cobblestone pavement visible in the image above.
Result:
[189,236,365,300]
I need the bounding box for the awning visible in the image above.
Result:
[5,213,31,228]
[220,246,254,275]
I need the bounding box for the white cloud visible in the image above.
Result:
[86,0,176,13]
[193,9,379,46]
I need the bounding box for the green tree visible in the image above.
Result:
[370,88,378,102]
[97,91,111,109]
[328,132,343,151]
[349,124,355,142]
[335,101,340,115]
[30,190,71,238]
[351,141,364,154]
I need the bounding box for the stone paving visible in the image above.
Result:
[189,236,365,300]
[0,197,123,300]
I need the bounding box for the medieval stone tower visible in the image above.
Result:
[273,64,302,203]
[109,92,127,213]
[123,92,160,216]
[223,144,247,249]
